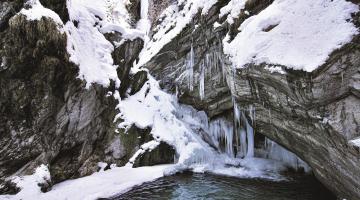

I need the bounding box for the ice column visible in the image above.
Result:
[265,138,311,172]
[139,0,151,43]
[187,44,194,91]
[208,118,234,156]
[199,60,205,100]
[233,100,255,158]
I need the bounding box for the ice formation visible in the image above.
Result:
[199,59,205,100]
[6,0,350,199]
[195,44,227,100]
[138,0,151,44]
[265,138,311,172]
[187,44,195,91]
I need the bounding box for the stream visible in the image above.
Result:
[108,172,336,200]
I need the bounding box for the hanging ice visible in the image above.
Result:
[187,44,195,91]
[265,138,311,172]
[199,60,205,100]
[138,0,151,42]
[208,118,234,156]
[233,100,255,158]
[245,105,255,157]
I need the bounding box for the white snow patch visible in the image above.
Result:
[0,165,173,200]
[219,0,247,24]
[2,165,51,200]
[349,137,360,147]
[126,140,160,167]
[20,0,63,26]
[223,0,359,72]
[65,0,143,88]
[264,66,286,74]
[136,0,217,68]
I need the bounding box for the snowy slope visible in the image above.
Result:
[223,0,359,72]
[65,0,143,88]
[0,165,173,200]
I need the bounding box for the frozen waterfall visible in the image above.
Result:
[265,138,311,172]
[187,44,195,91]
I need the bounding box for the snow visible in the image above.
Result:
[20,0,63,26]
[349,137,360,147]
[136,0,217,68]
[65,0,123,88]
[1,165,51,200]
[65,0,145,88]
[210,157,287,180]
[19,0,142,88]
[116,75,218,168]
[127,140,160,167]
[0,165,173,200]
[264,66,286,74]
[219,0,247,24]
[223,0,359,72]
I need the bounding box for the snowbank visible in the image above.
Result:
[223,0,359,72]
[0,165,173,200]
[2,165,51,200]
[19,0,63,26]
[65,0,134,88]
[19,0,144,88]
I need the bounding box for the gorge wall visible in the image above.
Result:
[0,0,359,200]
[144,0,360,199]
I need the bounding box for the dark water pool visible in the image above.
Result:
[108,172,336,200]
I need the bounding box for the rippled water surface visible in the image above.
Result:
[110,172,336,200]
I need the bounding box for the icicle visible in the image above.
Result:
[238,128,247,157]
[175,85,179,98]
[199,60,205,100]
[140,0,149,20]
[187,44,194,91]
[208,118,234,157]
[244,113,254,158]
[265,138,311,172]
[138,0,151,44]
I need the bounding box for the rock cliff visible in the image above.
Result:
[144,1,360,199]
[0,0,359,199]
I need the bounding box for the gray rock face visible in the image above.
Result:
[0,1,173,193]
[0,0,359,199]
[144,1,360,199]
